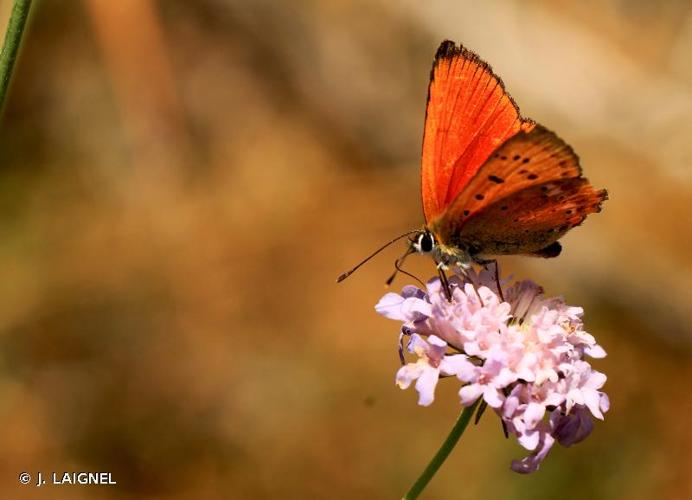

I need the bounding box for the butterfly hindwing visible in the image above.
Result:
[421,41,532,223]
[449,178,607,256]
[432,125,583,240]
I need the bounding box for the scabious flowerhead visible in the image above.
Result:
[375,267,609,473]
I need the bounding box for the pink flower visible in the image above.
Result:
[457,356,517,408]
[395,334,469,406]
[376,266,609,473]
[553,406,595,447]
[510,422,556,474]
[558,360,609,419]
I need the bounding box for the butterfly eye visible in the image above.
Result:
[416,232,435,254]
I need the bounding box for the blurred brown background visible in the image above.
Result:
[0,0,691,499]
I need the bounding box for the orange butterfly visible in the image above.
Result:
[338,41,607,288]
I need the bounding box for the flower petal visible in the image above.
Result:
[554,407,594,447]
[402,297,433,319]
[375,293,407,320]
[584,344,607,358]
[524,403,546,429]
[583,390,604,420]
[599,393,610,414]
[510,431,555,474]
[439,354,473,377]
[517,428,540,451]
[395,363,422,390]
[414,365,440,406]
[459,384,484,406]
[483,386,505,408]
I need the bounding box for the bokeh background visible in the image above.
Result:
[1,0,691,498]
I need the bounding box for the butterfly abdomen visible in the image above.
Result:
[532,242,562,258]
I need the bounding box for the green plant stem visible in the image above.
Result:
[402,399,481,500]
[0,0,32,113]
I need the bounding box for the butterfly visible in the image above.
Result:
[338,40,607,289]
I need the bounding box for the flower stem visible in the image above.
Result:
[0,0,32,113]
[402,399,481,500]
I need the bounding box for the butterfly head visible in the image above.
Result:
[412,230,436,254]
[413,227,476,272]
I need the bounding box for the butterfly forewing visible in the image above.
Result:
[421,41,532,223]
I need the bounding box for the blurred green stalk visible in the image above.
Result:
[402,399,480,500]
[0,0,32,113]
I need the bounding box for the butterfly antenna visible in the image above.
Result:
[336,230,420,283]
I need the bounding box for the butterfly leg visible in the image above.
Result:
[488,259,505,302]
[398,329,408,365]
[457,265,485,307]
[437,264,453,301]
[472,257,505,302]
